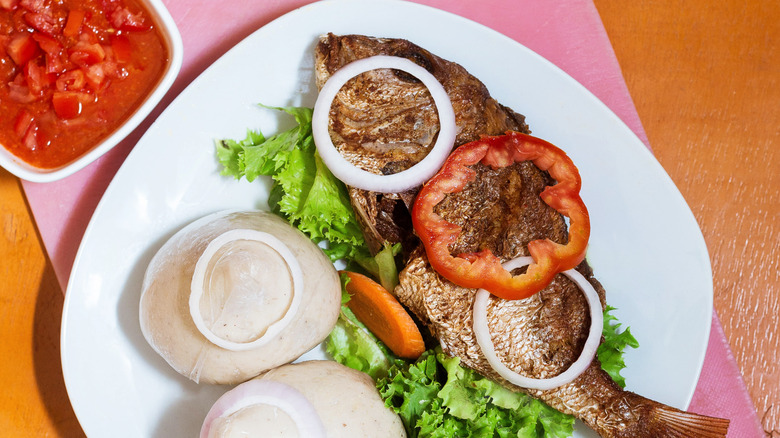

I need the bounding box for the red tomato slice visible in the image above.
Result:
[13,110,35,138]
[23,59,52,94]
[13,109,41,150]
[30,33,70,73]
[30,32,61,53]
[6,32,38,66]
[20,123,40,150]
[52,91,86,119]
[411,132,591,300]
[109,7,149,31]
[77,27,99,45]
[44,51,69,73]
[23,11,60,36]
[0,35,8,59]
[63,9,85,37]
[7,81,37,103]
[98,0,120,14]
[101,59,123,78]
[1,0,19,11]
[9,8,27,30]
[82,63,105,89]
[69,41,105,66]
[19,0,45,11]
[55,69,86,91]
[110,34,132,64]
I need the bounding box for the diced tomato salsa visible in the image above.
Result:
[0,0,168,170]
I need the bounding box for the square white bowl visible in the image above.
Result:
[0,0,183,183]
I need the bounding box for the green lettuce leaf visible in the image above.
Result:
[597,306,640,388]
[326,308,397,381]
[377,348,575,438]
[215,105,367,263]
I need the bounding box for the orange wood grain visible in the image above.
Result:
[594,0,780,435]
[0,168,85,436]
[0,0,776,436]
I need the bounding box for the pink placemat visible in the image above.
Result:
[21,0,761,435]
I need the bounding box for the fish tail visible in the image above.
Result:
[649,404,730,437]
[591,390,731,437]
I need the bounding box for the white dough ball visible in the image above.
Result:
[202,361,407,438]
[139,210,341,385]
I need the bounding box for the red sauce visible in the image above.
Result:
[0,0,168,169]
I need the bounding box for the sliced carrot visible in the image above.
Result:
[341,271,425,359]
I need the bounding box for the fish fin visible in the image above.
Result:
[653,405,730,437]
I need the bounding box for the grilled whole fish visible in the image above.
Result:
[315,33,729,437]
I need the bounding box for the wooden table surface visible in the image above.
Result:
[1,0,777,436]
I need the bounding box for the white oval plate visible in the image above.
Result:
[61,1,712,437]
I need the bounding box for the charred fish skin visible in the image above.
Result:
[314,33,531,165]
[316,33,729,437]
[315,33,530,256]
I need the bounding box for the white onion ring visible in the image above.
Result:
[473,256,603,391]
[189,229,303,351]
[312,55,457,193]
[199,379,326,438]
